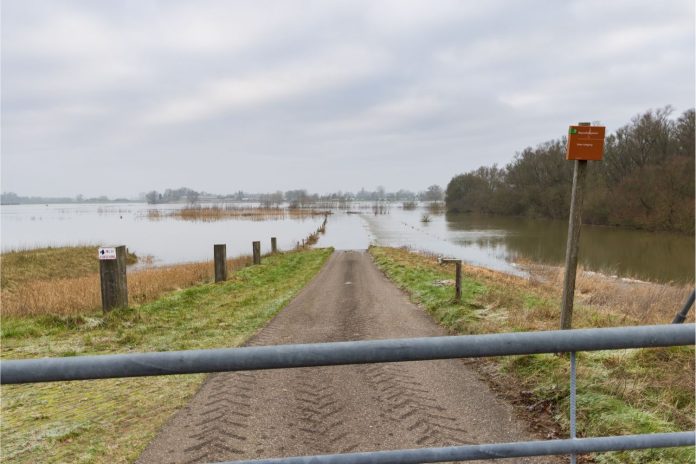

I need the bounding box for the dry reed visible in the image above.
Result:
[147,206,330,222]
[516,262,693,326]
[1,256,251,317]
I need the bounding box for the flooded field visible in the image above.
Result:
[0,203,325,266]
[2,202,693,283]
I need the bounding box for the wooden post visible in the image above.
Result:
[253,241,261,264]
[455,261,462,303]
[271,237,277,253]
[560,159,588,329]
[439,257,462,303]
[214,244,227,282]
[99,245,128,312]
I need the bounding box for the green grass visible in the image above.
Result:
[1,245,137,290]
[1,248,333,463]
[369,246,694,464]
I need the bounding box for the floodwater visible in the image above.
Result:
[1,203,693,283]
[318,206,694,284]
[0,203,325,266]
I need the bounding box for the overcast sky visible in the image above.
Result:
[2,0,694,198]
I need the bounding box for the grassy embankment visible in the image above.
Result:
[369,246,694,464]
[1,246,251,316]
[0,246,137,291]
[1,247,333,463]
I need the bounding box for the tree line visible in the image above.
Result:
[144,185,444,206]
[445,107,694,233]
[0,192,129,205]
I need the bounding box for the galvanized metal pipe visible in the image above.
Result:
[570,351,577,464]
[1,324,693,384]
[216,432,695,464]
[672,290,695,324]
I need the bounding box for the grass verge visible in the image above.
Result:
[1,248,333,463]
[369,246,694,464]
[0,246,136,290]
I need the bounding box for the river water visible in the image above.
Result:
[1,203,693,283]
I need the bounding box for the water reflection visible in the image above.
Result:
[351,207,692,283]
[444,212,694,283]
[316,213,373,250]
[1,203,325,265]
[2,203,692,283]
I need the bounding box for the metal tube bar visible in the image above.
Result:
[217,432,695,464]
[1,324,693,384]
[672,290,695,324]
[570,351,577,464]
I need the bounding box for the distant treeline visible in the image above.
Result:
[445,107,695,234]
[0,192,130,205]
[144,185,445,206]
[1,185,445,207]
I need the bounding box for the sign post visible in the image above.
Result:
[560,123,605,329]
[99,245,128,312]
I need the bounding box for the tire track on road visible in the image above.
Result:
[138,251,559,463]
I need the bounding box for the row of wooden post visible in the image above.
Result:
[99,238,279,312]
[214,237,277,283]
[296,214,328,249]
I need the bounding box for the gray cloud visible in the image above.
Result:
[2,0,694,197]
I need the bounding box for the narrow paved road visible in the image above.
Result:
[138,251,558,463]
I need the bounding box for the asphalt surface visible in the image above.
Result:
[137,251,559,464]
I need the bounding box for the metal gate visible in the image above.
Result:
[2,324,694,463]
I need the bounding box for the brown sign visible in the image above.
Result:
[566,125,605,161]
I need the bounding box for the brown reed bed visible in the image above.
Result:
[1,256,251,317]
[146,205,330,222]
[523,262,694,326]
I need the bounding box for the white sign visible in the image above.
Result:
[98,247,117,260]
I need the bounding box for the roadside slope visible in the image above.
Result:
[1,249,332,464]
[369,246,694,464]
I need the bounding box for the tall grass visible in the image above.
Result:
[528,264,694,326]
[1,256,251,317]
